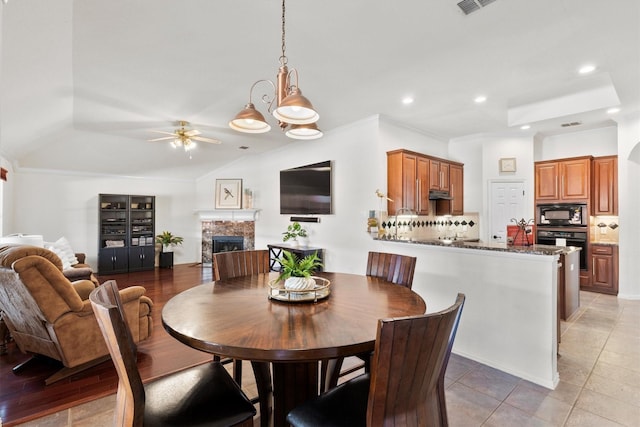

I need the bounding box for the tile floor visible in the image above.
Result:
[8,291,640,427]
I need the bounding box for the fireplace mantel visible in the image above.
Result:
[195,209,260,221]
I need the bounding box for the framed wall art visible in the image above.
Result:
[215,179,243,209]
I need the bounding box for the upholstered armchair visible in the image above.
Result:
[0,244,153,384]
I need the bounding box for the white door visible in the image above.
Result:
[489,181,527,243]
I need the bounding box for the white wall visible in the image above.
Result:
[536,125,618,160]
[450,133,535,241]
[8,170,198,268]
[196,115,449,273]
[617,114,640,299]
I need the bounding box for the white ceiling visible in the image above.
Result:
[1,0,638,180]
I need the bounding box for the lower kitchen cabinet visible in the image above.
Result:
[584,244,618,295]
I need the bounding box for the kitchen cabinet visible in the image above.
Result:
[592,156,618,215]
[585,244,618,295]
[535,156,591,202]
[387,150,430,216]
[429,159,450,192]
[435,163,464,216]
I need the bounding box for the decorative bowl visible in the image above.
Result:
[268,276,331,303]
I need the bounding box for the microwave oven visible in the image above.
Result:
[536,203,588,227]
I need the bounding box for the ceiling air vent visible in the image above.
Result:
[560,121,583,128]
[457,0,497,15]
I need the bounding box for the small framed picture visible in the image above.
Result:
[499,157,517,172]
[215,179,243,209]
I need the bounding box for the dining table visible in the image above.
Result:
[162,271,427,427]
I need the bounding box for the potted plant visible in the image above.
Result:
[277,250,323,290]
[156,231,184,253]
[282,222,308,247]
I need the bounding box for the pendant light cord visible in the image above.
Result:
[280,0,288,66]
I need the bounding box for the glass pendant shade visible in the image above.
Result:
[229,103,271,133]
[285,122,323,140]
[273,88,319,125]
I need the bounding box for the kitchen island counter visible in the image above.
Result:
[371,236,571,389]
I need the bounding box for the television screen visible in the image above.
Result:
[280,161,332,214]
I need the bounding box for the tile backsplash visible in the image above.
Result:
[379,212,480,241]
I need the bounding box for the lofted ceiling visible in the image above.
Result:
[1,0,638,180]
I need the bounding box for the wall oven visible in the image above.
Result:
[536,204,588,227]
[536,229,587,270]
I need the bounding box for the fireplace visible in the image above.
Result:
[212,236,245,254]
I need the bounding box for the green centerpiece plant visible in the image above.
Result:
[277,250,323,290]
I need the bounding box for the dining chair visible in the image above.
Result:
[366,251,417,288]
[89,280,256,427]
[213,249,273,427]
[213,249,270,281]
[288,293,466,427]
[320,251,418,392]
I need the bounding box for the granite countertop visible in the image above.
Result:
[374,236,581,256]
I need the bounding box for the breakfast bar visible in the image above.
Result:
[373,237,581,389]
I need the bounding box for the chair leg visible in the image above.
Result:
[251,361,273,427]
[321,358,344,393]
[233,359,243,386]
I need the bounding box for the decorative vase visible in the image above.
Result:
[289,238,299,248]
[163,244,173,253]
[284,276,316,291]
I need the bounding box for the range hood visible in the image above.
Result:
[428,190,453,200]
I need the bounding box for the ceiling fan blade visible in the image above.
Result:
[184,129,201,137]
[150,130,177,136]
[192,136,222,144]
[148,136,176,142]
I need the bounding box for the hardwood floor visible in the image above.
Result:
[0,264,219,426]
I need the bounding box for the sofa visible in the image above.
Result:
[0,244,153,384]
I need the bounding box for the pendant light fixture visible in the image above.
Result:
[229,0,322,140]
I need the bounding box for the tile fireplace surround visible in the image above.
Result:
[198,210,258,265]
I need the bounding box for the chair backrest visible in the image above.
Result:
[213,249,270,281]
[367,293,465,427]
[366,251,417,289]
[90,280,145,427]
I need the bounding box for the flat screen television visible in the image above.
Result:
[280,160,332,214]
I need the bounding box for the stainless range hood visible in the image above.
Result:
[428,190,453,200]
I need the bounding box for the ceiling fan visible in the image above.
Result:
[149,121,221,154]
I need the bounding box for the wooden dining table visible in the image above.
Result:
[162,271,426,427]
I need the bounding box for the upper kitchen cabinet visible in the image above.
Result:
[535,156,591,202]
[592,156,618,215]
[429,159,450,192]
[387,150,430,216]
[435,163,464,216]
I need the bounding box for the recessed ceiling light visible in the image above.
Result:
[402,96,414,105]
[579,64,596,74]
[474,95,487,104]
[520,125,531,130]
[607,107,620,114]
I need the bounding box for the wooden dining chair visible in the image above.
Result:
[213,249,270,281]
[89,280,256,427]
[213,249,273,427]
[366,251,417,288]
[321,251,418,391]
[288,293,466,427]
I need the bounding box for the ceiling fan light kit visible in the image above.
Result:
[149,121,220,157]
[229,0,322,140]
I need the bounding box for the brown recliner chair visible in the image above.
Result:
[0,244,153,384]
